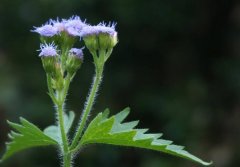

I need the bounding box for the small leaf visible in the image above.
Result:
[64,111,75,133]
[44,111,75,144]
[80,108,212,166]
[44,125,61,144]
[0,118,58,162]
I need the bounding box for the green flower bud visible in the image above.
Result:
[53,63,64,90]
[39,43,58,74]
[41,57,57,73]
[83,35,99,52]
[80,23,118,51]
[66,48,84,75]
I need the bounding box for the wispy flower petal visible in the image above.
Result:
[32,24,58,37]
[80,22,117,37]
[64,16,87,36]
[69,48,84,60]
[39,43,58,57]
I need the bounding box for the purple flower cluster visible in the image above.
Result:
[33,24,58,37]
[33,16,86,37]
[69,48,84,60]
[80,23,117,37]
[32,16,117,38]
[39,43,58,57]
[34,16,118,79]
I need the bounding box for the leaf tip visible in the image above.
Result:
[203,160,213,166]
[6,120,13,125]
[19,117,26,123]
[124,107,131,113]
[103,108,110,119]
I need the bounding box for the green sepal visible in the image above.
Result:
[66,56,83,75]
[41,56,57,74]
[0,118,58,162]
[80,108,212,166]
[83,35,99,52]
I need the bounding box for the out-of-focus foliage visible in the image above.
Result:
[0,0,240,167]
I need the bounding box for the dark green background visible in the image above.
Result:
[0,0,239,166]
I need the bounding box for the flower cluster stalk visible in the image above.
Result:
[47,74,72,167]
[70,62,104,150]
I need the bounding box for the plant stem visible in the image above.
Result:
[62,74,72,103]
[58,75,73,167]
[63,153,72,167]
[47,73,73,167]
[56,88,72,167]
[70,67,103,150]
[57,101,69,154]
[46,74,57,104]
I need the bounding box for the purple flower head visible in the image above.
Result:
[39,43,58,57]
[64,16,87,36]
[80,22,117,37]
[32,23,58,37]
[69,48,84,60]
[50,18,66,33]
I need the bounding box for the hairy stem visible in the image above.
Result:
[47,73,73,167]
[46,74,57,104]
[63,153,72,167]
[70,67,103,150]
[57,101,69,155]
[58,75,72,167]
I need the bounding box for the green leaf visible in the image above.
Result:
[44,111,75,144]
[80,108,212,166]
[0,117,58,162]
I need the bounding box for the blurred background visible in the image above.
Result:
[0,0,240,166]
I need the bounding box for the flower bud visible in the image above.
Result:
[66,48,84,75]
[32,23,59,43]
[53,63,64,90]
[63,16,87,37]
[98,32,118,50]
[80,23,118,51]
[82,35,99,51]
[39,43,58,74]
[32,24,58,37]
[51,16,87,47]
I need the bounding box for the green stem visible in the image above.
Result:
[63,153,72,167]
[56,88,72,167]
[62,74,72,103]
[57,101,69,153]
[70,67,103,150]
[46,74,57,104]
[47,74,72,167]
[57,75,73,167]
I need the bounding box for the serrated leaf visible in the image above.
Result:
[80,108,212,166]
[0,118,58,162]
[44,111,75,144]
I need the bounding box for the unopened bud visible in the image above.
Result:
[39,43,58,73]
[80,23,118,51]
[66,48,84,75]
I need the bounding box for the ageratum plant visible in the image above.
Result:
[0,16,212,167]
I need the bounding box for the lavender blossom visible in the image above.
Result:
[32,23,58,37]
[50,18,66,33]
[80,22,117,37]
[39,43,58,57]
[69,48,84,60]
[64,16,87,36]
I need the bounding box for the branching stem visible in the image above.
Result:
[47,73,73,167]
[70,66,103,150]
